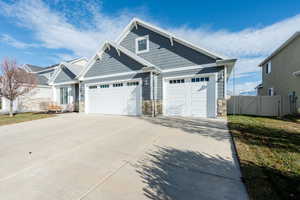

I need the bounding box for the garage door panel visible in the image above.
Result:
[86,81,141,116]
[165,76,216,118]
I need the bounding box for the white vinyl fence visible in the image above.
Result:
[227,95,296,117]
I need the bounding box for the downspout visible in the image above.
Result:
[153,72,156,117]
[150,71,155,117]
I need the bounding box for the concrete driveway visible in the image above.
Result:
[0,114,248,200]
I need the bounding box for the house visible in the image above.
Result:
[257,32,300,112]
[0,58,87,113]
[1,18,236,118]
[78,18,236,118]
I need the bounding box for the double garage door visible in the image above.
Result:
[86,80,141,115]
[164,75,216,118]
[86,75,216,117]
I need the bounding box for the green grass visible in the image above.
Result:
[0,112,55,126]
[228,115,300,200]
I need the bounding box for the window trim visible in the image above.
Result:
[266,61,271,74]
[268,87,274,96]
[60,87,69,105]
[135,35,149,54]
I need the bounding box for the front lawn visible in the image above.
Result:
[228,115,300,200]
[0,112,55,126]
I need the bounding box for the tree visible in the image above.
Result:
[0,58,36,117]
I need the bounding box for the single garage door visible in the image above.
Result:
[86,80,141,115]
[164,75,216,118]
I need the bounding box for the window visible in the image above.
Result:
[135,36,149,54]
[169,79,185,84]
[60,87,69,105]
[113,83,123,87]
[89,85,97,89]
[127,82,139,86]
[266,61,271,74]
[100,84,109,88]
[191,77,209,82]
[268,88,274,96]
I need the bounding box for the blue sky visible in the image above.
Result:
[0,0,300,94]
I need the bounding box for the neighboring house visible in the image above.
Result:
[0,58,87,113]
[78,18,236,118]
[258,32,300,112]
[49,58,87,112]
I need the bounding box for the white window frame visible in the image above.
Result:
[266,61,272,74]
[135,35,149,54]
[60,87,69,105]
[268,88,274,96]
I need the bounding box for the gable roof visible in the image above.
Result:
[115,18,227,60]
[259,32,300,66]
[24,64,44,72]
[79,41,160,79]
[35,74,49,85]
[49,57,87,85]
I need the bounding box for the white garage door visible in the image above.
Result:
[164,75,216,118]
[86,80,141,115]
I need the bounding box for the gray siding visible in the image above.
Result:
[260,36,300,101]
[84,47,145,78]
[54,67,76,83]
[156,66,225,100]
[37,69,55,75]
[83,72,151,100]
[120,25,216,70]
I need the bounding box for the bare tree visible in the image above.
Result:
[0,58,36,117]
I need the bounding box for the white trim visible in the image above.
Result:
[115,18,227,60]
[163,72,217,80]
[23,64,33,72]
[68,57,88,65]
[266,61,272,74]
[35,84,52,88]
[81,70,143,81]
[162,63,218,73]
[51,80,78,86]
[85,78,142,86]
[48,64,63,84]
[135,35,149,54]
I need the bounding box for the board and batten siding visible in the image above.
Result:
[120,25,217,70]
[83,72,151,100]
[54,67,76,83]
[84,47,145,78]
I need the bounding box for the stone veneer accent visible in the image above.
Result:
[79,101,85,113]
[217,99,227,117]
[142,100,162,116]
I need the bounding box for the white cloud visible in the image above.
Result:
[0,0,134,57]
[170,14,300,58]
[0,34,39,49]
[1,0,300,94]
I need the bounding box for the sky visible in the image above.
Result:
[0,0,300,94]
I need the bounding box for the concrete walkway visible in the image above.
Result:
[0,114,248,200]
